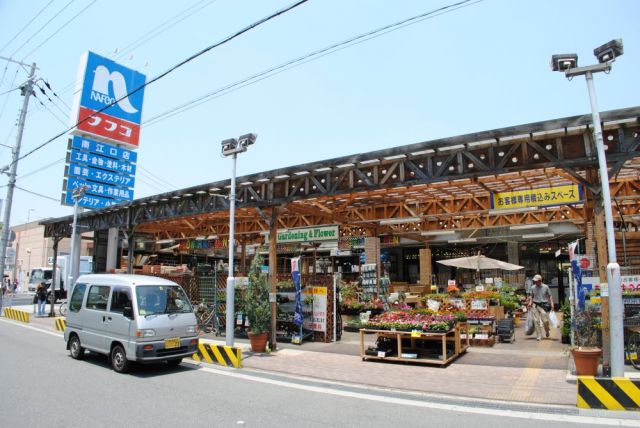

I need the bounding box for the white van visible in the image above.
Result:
[64,274,199,373]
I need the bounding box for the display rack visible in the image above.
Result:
[359,323,468,366]
[275,291,314,344]
[360,263,378,300]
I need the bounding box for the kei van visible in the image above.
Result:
[64,274,199,373]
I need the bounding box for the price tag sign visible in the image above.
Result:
[291,335,301,344]
[411,330,421,337]
[377,351,386,358]
[600,282,609,297]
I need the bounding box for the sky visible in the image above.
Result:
[0,0,638,227]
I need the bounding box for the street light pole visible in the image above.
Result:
[551,39,625,377]
[221,133,257,346]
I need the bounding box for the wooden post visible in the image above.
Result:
[419,246,432,285]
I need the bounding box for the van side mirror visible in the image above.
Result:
[123,306,134,319]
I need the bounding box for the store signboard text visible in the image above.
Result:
[276,225,338,243]
[490,184,583,210]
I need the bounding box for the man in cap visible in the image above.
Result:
[526,274,554,341]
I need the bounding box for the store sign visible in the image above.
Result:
[490,184,583,210]
[471,299,488,311]
[62,192,121,209]
[67,162,135,187]
[276,225,338,243]
[302,286,327,332]
[70,51,146,148]
[68,148,136,175]
[70,135,137,163]
[65,177,133,200]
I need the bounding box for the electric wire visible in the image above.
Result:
[20,0,99,61]
[15,185,59,202]
[9,0,76,58]
[144,0,480,127]
[115,0,218,61]
[18,157,66,180]
[5,0,309,170]
[137,166,178,190]
[0,0,56,54]
[0,67,20,125]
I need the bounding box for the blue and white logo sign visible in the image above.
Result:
[70,136,137,163]
[79,51,146,125]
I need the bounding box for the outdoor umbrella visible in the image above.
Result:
[436,255,524,271]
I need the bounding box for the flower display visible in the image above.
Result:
[462,290,500,300]
[362,310,456,332]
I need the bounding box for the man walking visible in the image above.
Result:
[526,274,554,341]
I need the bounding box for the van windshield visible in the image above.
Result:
[136,285,193,316]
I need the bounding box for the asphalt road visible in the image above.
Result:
[0,319,634,428]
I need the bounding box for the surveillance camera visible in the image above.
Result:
[550,53,578,72]
[237,133,257,147]
[594,39,623,64]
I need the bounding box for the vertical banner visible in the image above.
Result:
[568,240,584,309]
[291,257,303,326]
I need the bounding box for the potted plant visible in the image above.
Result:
[244,255,271,352]
[560,302,571,344]
[570,306,602,376]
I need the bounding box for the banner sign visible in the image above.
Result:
[302,286,327,332]
[62,191,122,209]
[276,225,339,243]
[490,184,583,210]
[67,162,135,187]
[68,149,136,175]
[70,51,146,148]
[65,177,133,201]
[70,135,137,163]
[291,257,304,326]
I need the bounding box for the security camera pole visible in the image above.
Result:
[221,134,257,346]
[0,59,36,287]
[551,39,625,377]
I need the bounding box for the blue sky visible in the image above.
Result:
[0,0,638,226]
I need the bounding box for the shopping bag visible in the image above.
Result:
[548,310,559,328]
[525,313,535,336]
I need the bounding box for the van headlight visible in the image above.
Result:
[186,325,196,334]
[136,329,156,338]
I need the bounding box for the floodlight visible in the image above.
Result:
[550,54,578,71]
[594,39,623,64]
[238,133,257,147]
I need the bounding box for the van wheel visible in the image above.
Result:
[69,335,84,360]
[111,345,130,373]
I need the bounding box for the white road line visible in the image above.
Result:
[0,317,63,337]
[3,317,637,426]
[194,364,640,426]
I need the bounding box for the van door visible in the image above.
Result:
[81,285,111,354]
[105,286,134,352]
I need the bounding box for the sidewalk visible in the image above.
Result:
[12,305,638,407]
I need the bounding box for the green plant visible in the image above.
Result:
[560,301,571,338]
[573,306,602,348]
[244,255,271,334]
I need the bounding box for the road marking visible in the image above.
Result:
[193,363,640,426]
[3,317,638,425]
[0,317,62,338]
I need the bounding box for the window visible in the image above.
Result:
[136,285,192,316]
[69,283,87,313]
[86,285,110,311]
[110,287,132,313]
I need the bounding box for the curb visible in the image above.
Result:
[3,308,30,323]
[577,376,640,411]
[191,343,242,368]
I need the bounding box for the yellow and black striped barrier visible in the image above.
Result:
[577,376,640,411]
[55,318,66,332]
[3,308,30,323]
[192,343,242,368]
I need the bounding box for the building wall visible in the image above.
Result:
[8,221,93,287]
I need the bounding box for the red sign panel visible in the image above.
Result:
[76,107,140,149]
[580,257,590,269]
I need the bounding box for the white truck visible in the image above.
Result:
[28,255,93,301]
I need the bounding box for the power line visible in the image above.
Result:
[0,0,55,54]
[115,0,218,61]
[20,0,99,61]
[15,184,59,202]
[5,0,309,170]
[18,157,65,180]
[144,0,480,127]
[9,0,75,58]
[137,166,177,189]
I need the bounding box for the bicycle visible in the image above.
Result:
[624,326,640,370]
[58,301,68,317]
[194,302,214,334]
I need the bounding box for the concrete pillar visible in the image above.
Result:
[507,242,519,266]
[105,227,119,272]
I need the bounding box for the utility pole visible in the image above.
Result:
[0,59,36,287]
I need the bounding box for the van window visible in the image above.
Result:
[69,283,87,312]
[86,285,110,311]
[136,285,192,316]
[110,287,132,313]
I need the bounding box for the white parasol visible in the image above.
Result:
[436,254,523,271]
